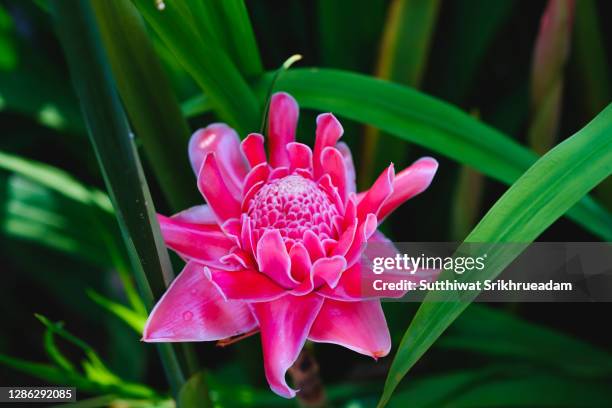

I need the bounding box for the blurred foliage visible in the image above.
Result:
[1,0,611,407]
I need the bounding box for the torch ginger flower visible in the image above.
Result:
[143,92,438,398]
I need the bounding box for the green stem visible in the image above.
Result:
[50,0,185,396]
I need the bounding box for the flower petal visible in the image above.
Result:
[143,262,256,342]
[313,113,343,178]
[289,243,314,295]
[251,294,324,398]
[257,229,298,288]
[268,92,299,168]
[321,146,348,203]
[205,267,287,302]
[158,215,235,266]
[312,255,347,289]
[357,164,394,221]
[241,133,267,167]
[198,153,242,222]
[336,142,356,194]
[309,299,391,358]
[172,205,217,225]
[189,124,248,198]
[378,157,438,221]
[286,142,313,172]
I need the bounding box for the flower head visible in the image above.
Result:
[143,92,438,398]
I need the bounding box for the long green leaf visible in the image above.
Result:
[132,0,260,134]
[253,68,612,240]
[361,0,440,188]
[185,0,262,78]
[50,0,185,395]
[91,0,196,210]
[378,103,612,407]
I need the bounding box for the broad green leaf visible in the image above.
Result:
[185,0,262,78]
[253,68,612,240]
[378,103,612,407]
[91,0,197,210]
[132,0,260,134]
[50,0,186,394]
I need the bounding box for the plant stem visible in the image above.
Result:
[288,346,328,408]
[49,0,185,396]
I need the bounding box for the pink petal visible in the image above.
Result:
[309,299,391,358]
[256,229,298,288]
[268,92,299,168]
[378,157,438,221]
[205,267,287,302]
[312,255,346,289]
[241,133,267,167]
[251,294,324,398]
[289,243,314,295]
[357,164,395,221]
[336,142,356,194]
[143,262,256,342]
[303,230,325,261]
[189,124,248,198]
[198,153,241,222]
[344,213,377,267]
[243,162,270,198]
[286,142,313,171]
[313,113,343,178]
[172,205,217,225]
[321,146,348,203]
[158,215,235,266]
[317,262,364,301]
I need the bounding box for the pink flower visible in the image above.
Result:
[143,92,438,398]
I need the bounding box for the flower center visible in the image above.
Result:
[248,174,339,241]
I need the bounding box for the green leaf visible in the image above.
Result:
[442,305,612,377]
[91,0,197,210]
[178,372,213,408]
[361,0,440,188]
[253,68,612,240]
[185,0,262,78]
[50,0,186,394]
[88,290,146,334]
[378,103,612,407]
[132,0,260,134]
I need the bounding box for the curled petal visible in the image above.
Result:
[309,299,391,358]
[257,229,298,288]
[243,162,270,198]
[312,255,347,289]
[344,213,377,267]
[336,142,356,194]
[289,243,314,295]
[303,230,325,261]
[242,133,267,167]
[357,164,394,221]
[251,294,324,398]
[313,113,343,178]
[286,142,313,171]
[189,124,247,197]
[198,153,242,222]
[321,146,348,203]
[268,92,299,168]
[206,267,287,302]
[158,215,235,266]
[172,205,217,225]
[378,157,438,221]
[143,262,256,342]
